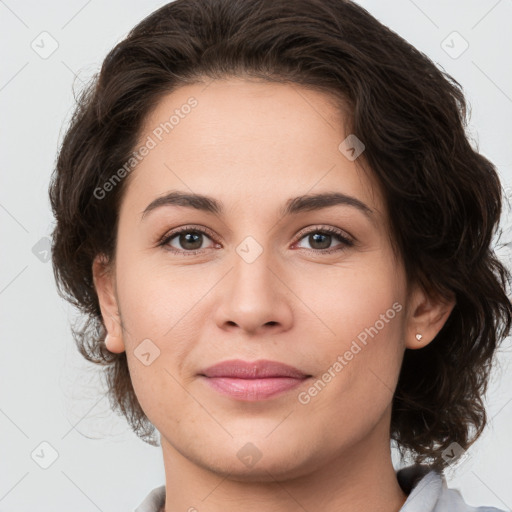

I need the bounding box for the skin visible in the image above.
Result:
[93,78,455,512]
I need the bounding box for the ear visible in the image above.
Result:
[405,283,456,350]
[92,254,125,353]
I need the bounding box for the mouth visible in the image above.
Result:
[198,359,312,401]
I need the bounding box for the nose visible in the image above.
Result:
[213,245,294,336]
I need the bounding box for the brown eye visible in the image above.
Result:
[295,227,354,254]
[305,232,333,250]
[159,226,217,255]
[173,231,205,251]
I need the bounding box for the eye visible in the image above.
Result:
[294,226,354,254]
[158,225,218,255]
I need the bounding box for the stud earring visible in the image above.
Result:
[415,333,423,341]
[104,334,111,350]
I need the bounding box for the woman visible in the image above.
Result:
[49,0,512,510]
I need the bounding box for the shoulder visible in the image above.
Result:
[133,484,166,512]
[397,465,506,512]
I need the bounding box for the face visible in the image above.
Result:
[94,78,430,481]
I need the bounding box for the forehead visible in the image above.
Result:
[120,78,384,220]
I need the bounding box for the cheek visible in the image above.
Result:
[116,264,199,423]
[114,247,205,341]
[296,254,403,343]
[113,255,210,413]
[298,256,405,405]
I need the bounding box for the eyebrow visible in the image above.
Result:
[140,190,374,221]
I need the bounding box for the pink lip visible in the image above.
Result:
[199,359,311,401]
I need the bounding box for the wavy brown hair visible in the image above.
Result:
[49,0,512,472]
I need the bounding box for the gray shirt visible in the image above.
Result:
[134,464,506,511]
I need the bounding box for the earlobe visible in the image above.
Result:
[405,284,456,350]
[92,254,126,354]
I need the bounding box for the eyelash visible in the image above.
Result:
[157,224,355,256]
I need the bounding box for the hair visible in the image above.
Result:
[49,0,512,472]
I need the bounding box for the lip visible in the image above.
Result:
[200,359,309,379]
[199,359,312,401]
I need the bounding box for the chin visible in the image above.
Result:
[190,440,319,483]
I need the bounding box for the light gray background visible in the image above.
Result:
[1,1,512,511]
